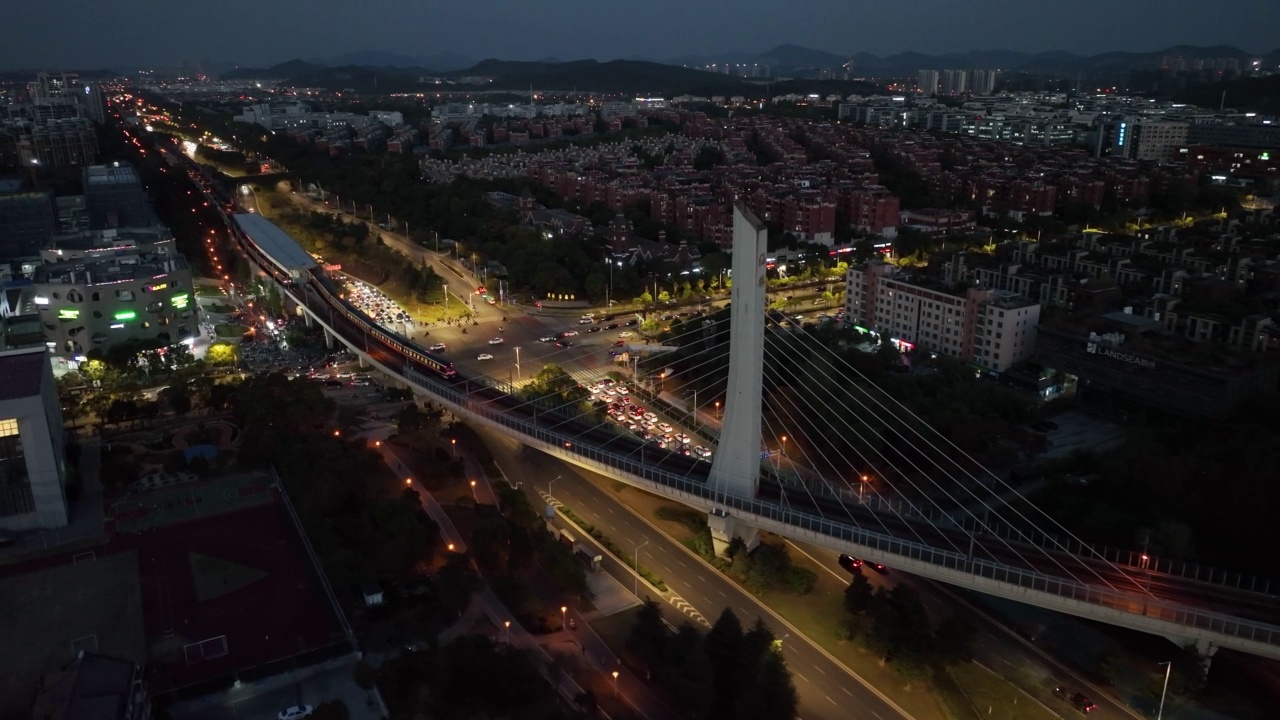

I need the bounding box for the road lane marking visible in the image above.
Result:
[795,672,809,683]
[816,666,827,676]
[842,688,854,697]
[717,590,726,598]
[826,695,837,705]
[676,559,688,568]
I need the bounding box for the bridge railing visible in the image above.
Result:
[266,238,1280,652]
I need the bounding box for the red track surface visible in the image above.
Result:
[109,494,342,691]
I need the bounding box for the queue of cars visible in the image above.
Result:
[587,379,713,461]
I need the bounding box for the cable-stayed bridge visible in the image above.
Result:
[187,160,1280,665]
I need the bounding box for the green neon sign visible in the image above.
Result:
[171,293,190,309]
[114,310,136,321]
[58,308,80,319]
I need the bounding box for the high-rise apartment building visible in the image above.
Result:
[844,261,1039,372]
[940,69,969,95]
[917,70,939,96]
[972,69,998,95]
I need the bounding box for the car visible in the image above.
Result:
[579,318,594,324]
[488,337,504,345]
[476,286,487,295]
[555,341,573,348]
[605,323,621,330]
[642,412,657,421]
[428,343,447,352]
[657,422,673,433]
[540,336,556,343]
[838,554,863,573]
[587,326,602,333]
[625,319,639,326]
[616,386,630,395]
[278,707,314,720]
[561,330,579,337]
[602,314,615,321]
[477,353,494,361]
[675,433,692,444]
[1053,688,1097,715]
[612,340,625,347]
[618,331,634,338]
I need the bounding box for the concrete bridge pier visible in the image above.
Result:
[303,310,314,328]
[708,509,760,557]
[324,329,335,349]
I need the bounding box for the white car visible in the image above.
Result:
[489,337,505,345]
[579,318,594,324]
[540,336,556,343]
[477,353,494,361]
[618,331,634,338]
[657,422,673,434]
[616,386,630,395]
[278,707,314,720]
[676,433,692,444]
[429,343,447,352]
[642,412,657,422]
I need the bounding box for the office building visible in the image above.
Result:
[1112,120,1189,162]
[29,239,198,357]
[13,118,99,171]
[0,346,68,531]
[32,652,151,720]
[917,70,939,97]
[844,261,1039,372]
[84,163,149,230]
[0,189,56,263]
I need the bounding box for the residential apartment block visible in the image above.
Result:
[845,260,1040,372]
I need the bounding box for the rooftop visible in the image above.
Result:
[83,163,139,187]
[0,346,47,401]
[232,214,317,274]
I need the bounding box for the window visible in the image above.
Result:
[91,292,100,302]
[0,419,36,518]
[116,290,134,301]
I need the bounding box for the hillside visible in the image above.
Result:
[221,59,322,80]
[448,58,742,94]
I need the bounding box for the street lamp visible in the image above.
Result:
[561,605,567,630]
[859,474,869,503]
[780,435,787,456]
[715,400,721,418]
[504,620,511,645]
[612,670,620,696]
[548,475,562,501]
[1157,661,1172,720]
[634,540,649,597]
[451,438,456,458]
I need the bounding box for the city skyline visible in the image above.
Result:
[3,0,1279,71]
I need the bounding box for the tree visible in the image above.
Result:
[628,599,668,665]
[310,700,350,720]
[704,608,746,719]
[843,573,875,616]
[395,404,424,431]
[206,342,238,366]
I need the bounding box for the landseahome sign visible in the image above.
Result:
[1085,341,1156,369]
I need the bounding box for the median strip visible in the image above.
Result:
[556,504,669,593]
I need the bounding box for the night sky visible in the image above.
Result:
[4,0,1277,70]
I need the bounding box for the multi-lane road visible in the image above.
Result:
[482,429,911,720]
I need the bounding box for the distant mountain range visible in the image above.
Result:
[668,43,1280,78]
[215,43,1280,95]
[221,58,757,95]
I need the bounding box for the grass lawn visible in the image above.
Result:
[947,662,1059,720]
[603,482,1062,720]
[207,303,236,314]
[213,323,248,339]
[194,284,226,297]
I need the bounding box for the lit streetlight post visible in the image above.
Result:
[859,474,869,503]
[612,670,620,696]
[547,475,562,502]
[561,605,567,630]
[450,438,456,458]
[504,620,511,645]
[634,540,649,597]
